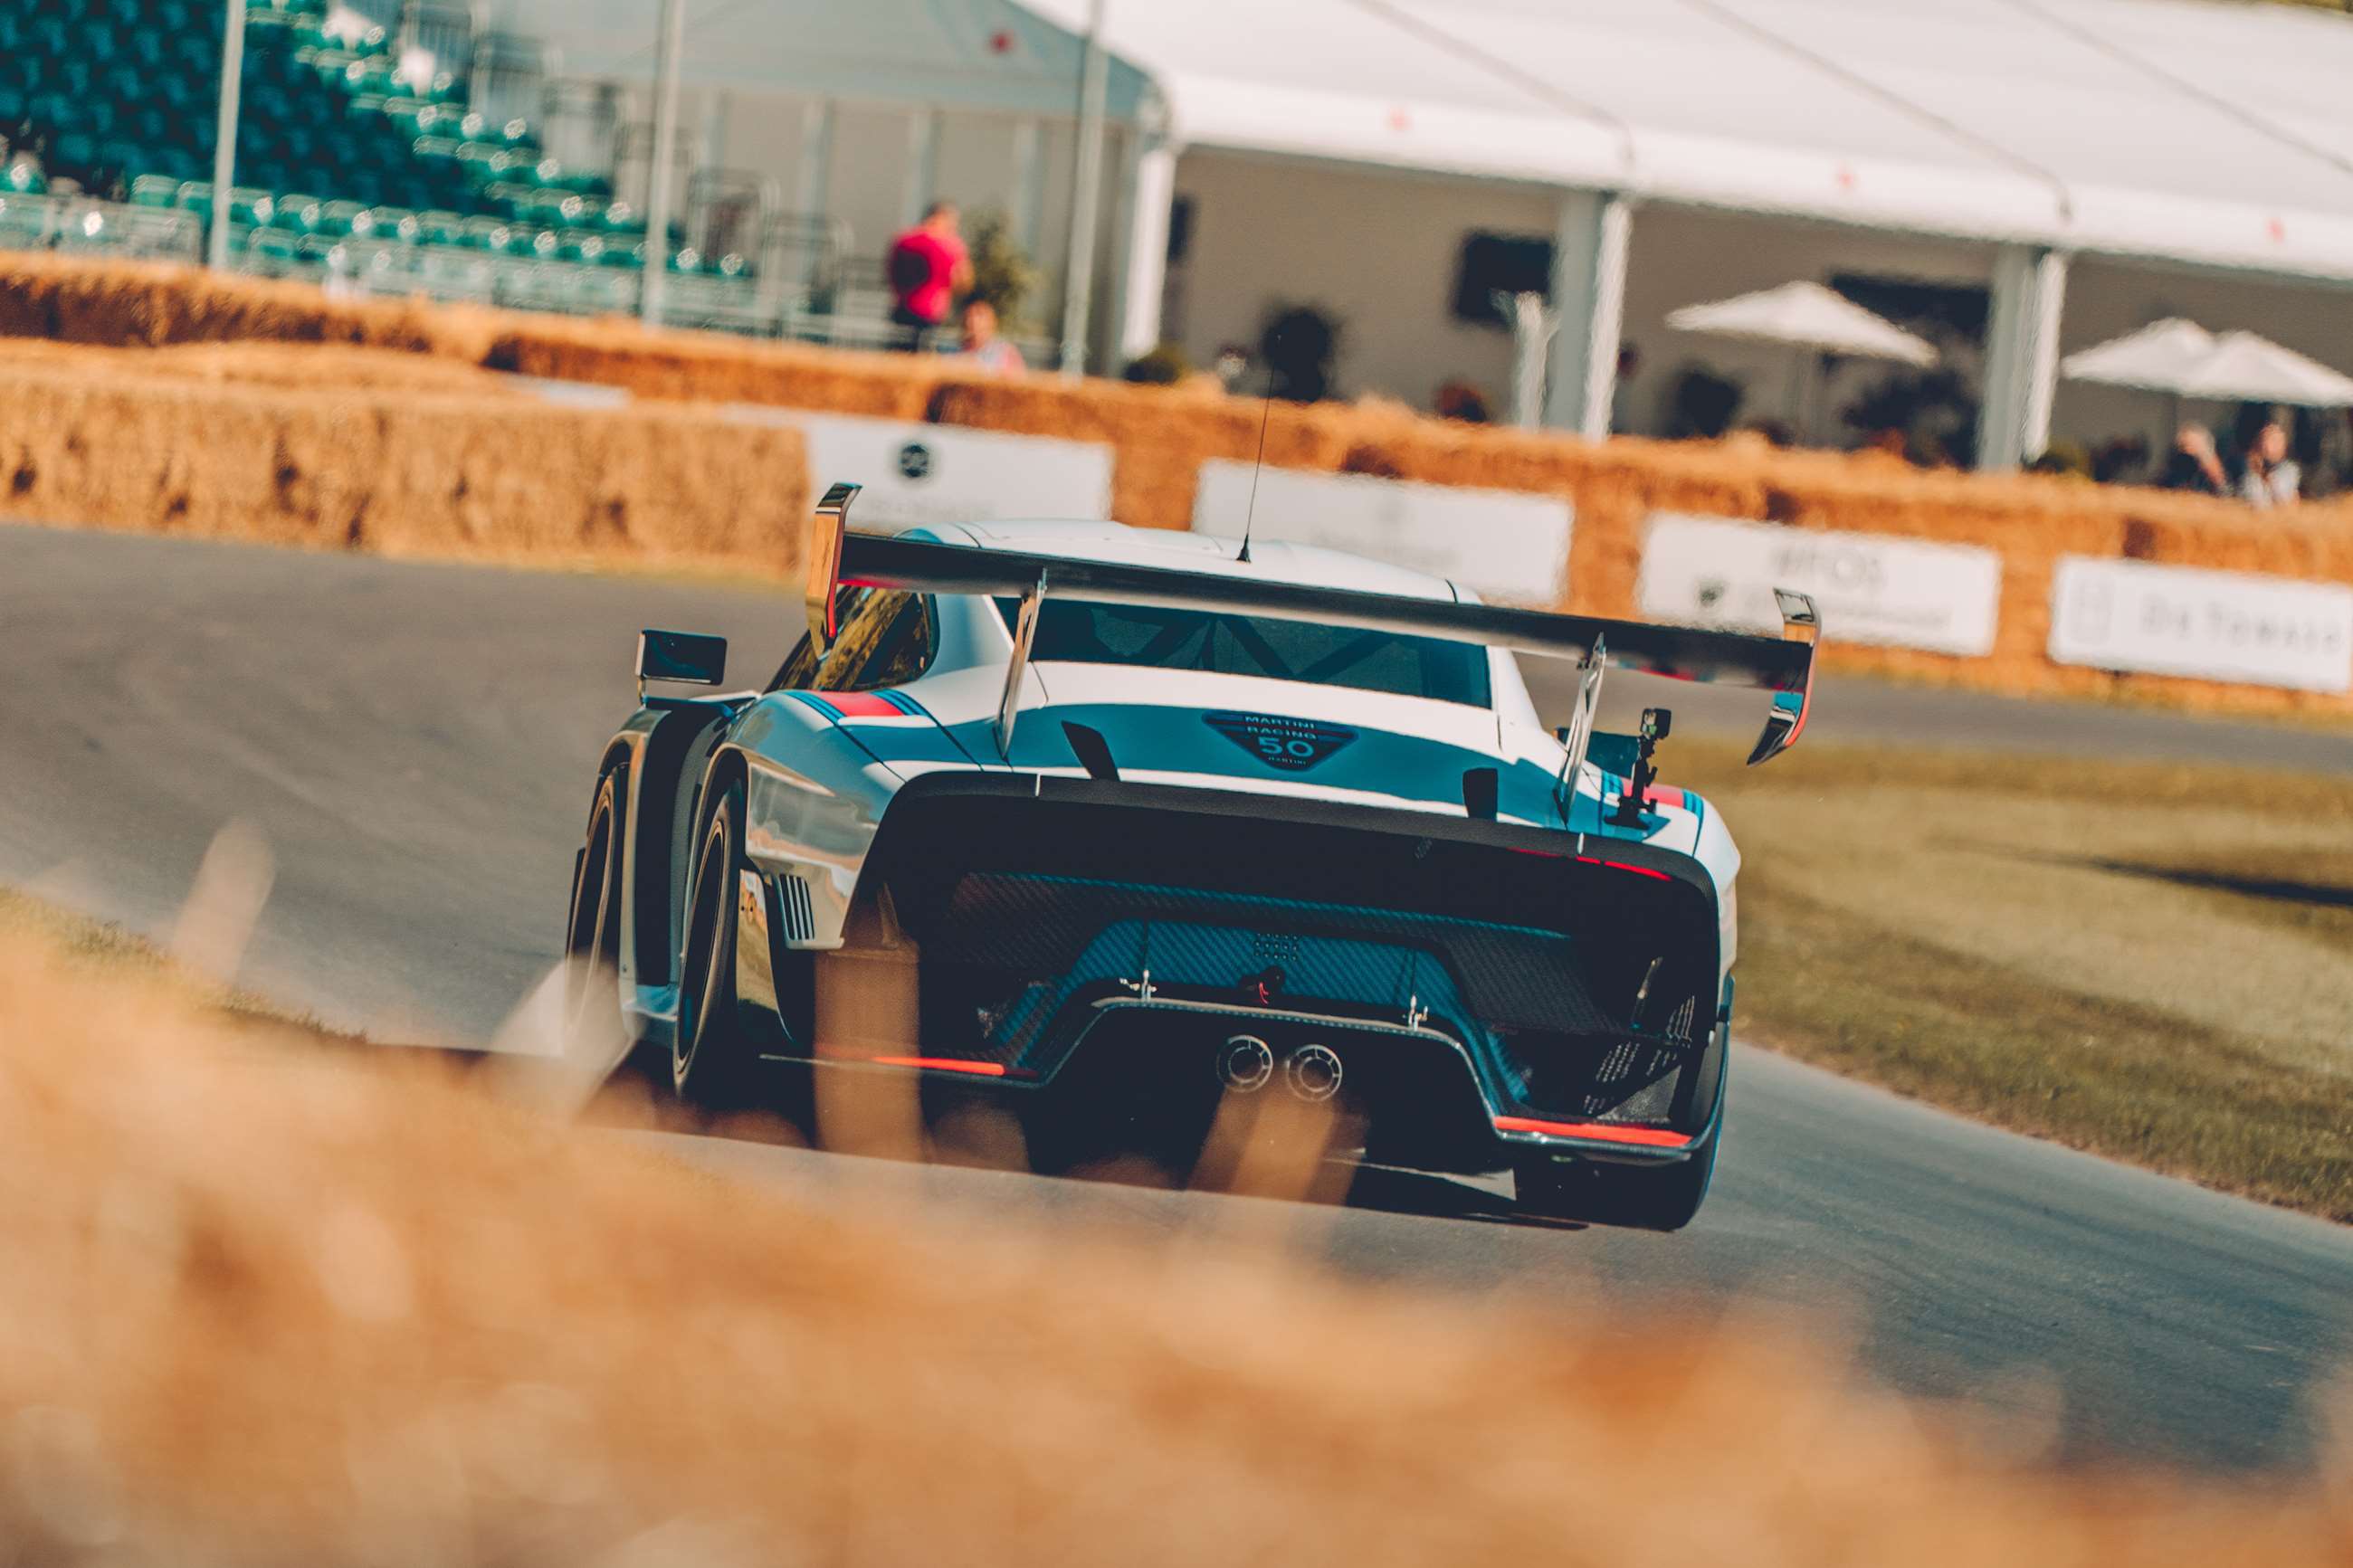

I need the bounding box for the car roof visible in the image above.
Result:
[924,518,1464,603]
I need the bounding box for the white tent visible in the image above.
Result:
[1668,282,1937,366]
[473,0,2353,461]
[489,0,2353,281]
[1015,0,2353,283]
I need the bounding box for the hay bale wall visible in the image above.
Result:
[2,254,2348,717]
[0,351,809,569]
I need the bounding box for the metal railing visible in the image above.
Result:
[0,195,1052,364]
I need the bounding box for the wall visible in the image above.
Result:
[1167,150,1558,411]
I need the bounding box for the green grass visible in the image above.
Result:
[1679,739,2353,1219]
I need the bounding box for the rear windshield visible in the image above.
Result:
[998,600,1491,708]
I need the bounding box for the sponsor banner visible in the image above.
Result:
[2047,557,2353,693]
[721,407,1114,527]
[1636,513,2002,657]
[1190,461,1572,604]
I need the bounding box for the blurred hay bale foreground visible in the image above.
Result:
[2,919,2351,1564]
[1,252,2349,717]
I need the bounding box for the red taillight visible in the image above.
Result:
[869,1056,1016,1079]
[1494,1115,1693,1148]
[1572,855,1673,882]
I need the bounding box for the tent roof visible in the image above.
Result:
[1018,0,2353,283]
[491,0,2353,282]
[1668,282,1939,366]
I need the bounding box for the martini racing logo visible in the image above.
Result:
[1205,711,1358,773]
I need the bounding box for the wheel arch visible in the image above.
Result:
[602,700,741,991]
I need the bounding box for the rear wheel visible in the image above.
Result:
[561,771,630,1071]
[673,777,760,1110]
[1514,1136,1718,1231]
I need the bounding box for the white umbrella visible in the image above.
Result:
[2063,319,2353,407]
[2059,318,2217,394]
[1666,281,1939,366]
[2178,331,2353,407]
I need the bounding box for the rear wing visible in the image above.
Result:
[803,482,1818,766]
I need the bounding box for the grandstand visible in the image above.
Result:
[0,0,819,332]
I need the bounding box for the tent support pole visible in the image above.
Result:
[1110,122,1176,368]
[1058,0,1109,377]
[1978,245,2069,470]
[638,0,687,327]
[1012,118,1046,258]
[901,108,942,230]
[1543,190,1632,440]
[206,0,245,271]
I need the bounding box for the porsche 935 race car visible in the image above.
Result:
[565,483,1817,1230]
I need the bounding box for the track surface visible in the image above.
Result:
[6,525,2352,1474]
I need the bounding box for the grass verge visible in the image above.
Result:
[1680,739,2353,1220]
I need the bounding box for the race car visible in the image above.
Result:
[564,482,1817,1231]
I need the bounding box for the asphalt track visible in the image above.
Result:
[6,523,2353,1475]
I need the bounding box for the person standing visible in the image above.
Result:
[2237,421,2301,508]
[885,201,972,349]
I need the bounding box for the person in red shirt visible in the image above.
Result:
[885,201,973,348]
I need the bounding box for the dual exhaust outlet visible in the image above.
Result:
[1215,1034,1343,1103]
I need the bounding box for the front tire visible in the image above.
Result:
[673,777,760,1110]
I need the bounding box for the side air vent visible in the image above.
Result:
[777,874,818,944]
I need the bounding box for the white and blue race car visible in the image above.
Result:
[566,483,1817,1230]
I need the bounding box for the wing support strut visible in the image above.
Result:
[1747,591,1819,767]
[1552,632,1606,823]
[996,569,1049,760]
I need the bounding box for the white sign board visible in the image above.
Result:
[1636,513,2003,658]
[1190,461,1572,604]
[2047,557,2353,693]
[721,407,1114,527]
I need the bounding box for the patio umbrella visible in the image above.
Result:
[1666,281,1939,366]
[2179,331,2353,407]
[1666,281,1937,440]
[2058,318,2217,395]
[2064,319,2353,407]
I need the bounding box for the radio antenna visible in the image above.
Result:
[1238,392,1272,564]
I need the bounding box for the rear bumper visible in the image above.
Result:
[767,769,1733,1171]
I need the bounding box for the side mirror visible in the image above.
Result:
[804,480,862,651]
[637,629,727,698]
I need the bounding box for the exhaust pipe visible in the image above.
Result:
[1215,1033,1275,1094]
[1282,1042,1343,1103]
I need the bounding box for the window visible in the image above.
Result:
[999,600,1491,708]
[1451,232,1554,328]
[768,588,937,692]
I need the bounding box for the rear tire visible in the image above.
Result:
[673,777,760,1111]
[1514,1136,1718,1231]
[561,771,633,1074]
